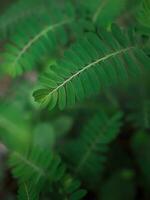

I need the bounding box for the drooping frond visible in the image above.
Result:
[33,25,150,110]
[9,147,64,185]
[9,147,68,199]
[62,111,122,183]
[9,146,86,199]
[1,13,73,76]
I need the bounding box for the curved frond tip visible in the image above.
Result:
[33,25,150,110]
[2,16,72,76]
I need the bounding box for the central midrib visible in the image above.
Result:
[14,152,45,177]
[24,183,30,200]
[46,46,134,97]
[12,18,72,68]
[75,118,114,174]
[93,0,108,22]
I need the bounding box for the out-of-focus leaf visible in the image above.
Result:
[52,116,73,138]
[100,169,135,200]
[80,0,126,26]
[136,0,150,29]
[0,103,31,152]
[33,123,55,148]
[131,131,150,191]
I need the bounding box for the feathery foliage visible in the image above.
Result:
[9,148,53,184]
[0,0,48,38]
[17,182,40,200]
[50,174,86,200]
[0,0,150,199]
[9,146,86,200]
[62,111,122,183]
[1,12,73,76]
[33,25,149,110]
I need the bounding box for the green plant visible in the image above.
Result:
[0,0,150,199]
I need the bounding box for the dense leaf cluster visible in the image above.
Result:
[0,0,149,199]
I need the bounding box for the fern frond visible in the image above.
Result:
[2,15,72,76]
[62,111,122,183]
[18,182,40,200]
[10,146,86,199]
[33,25,150,110]
[9,147,67,199]
[0,0,47,38]
[18,178,86,200]
[9,149,50,184]
[51,174,87,200]
[9,147,64,185]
